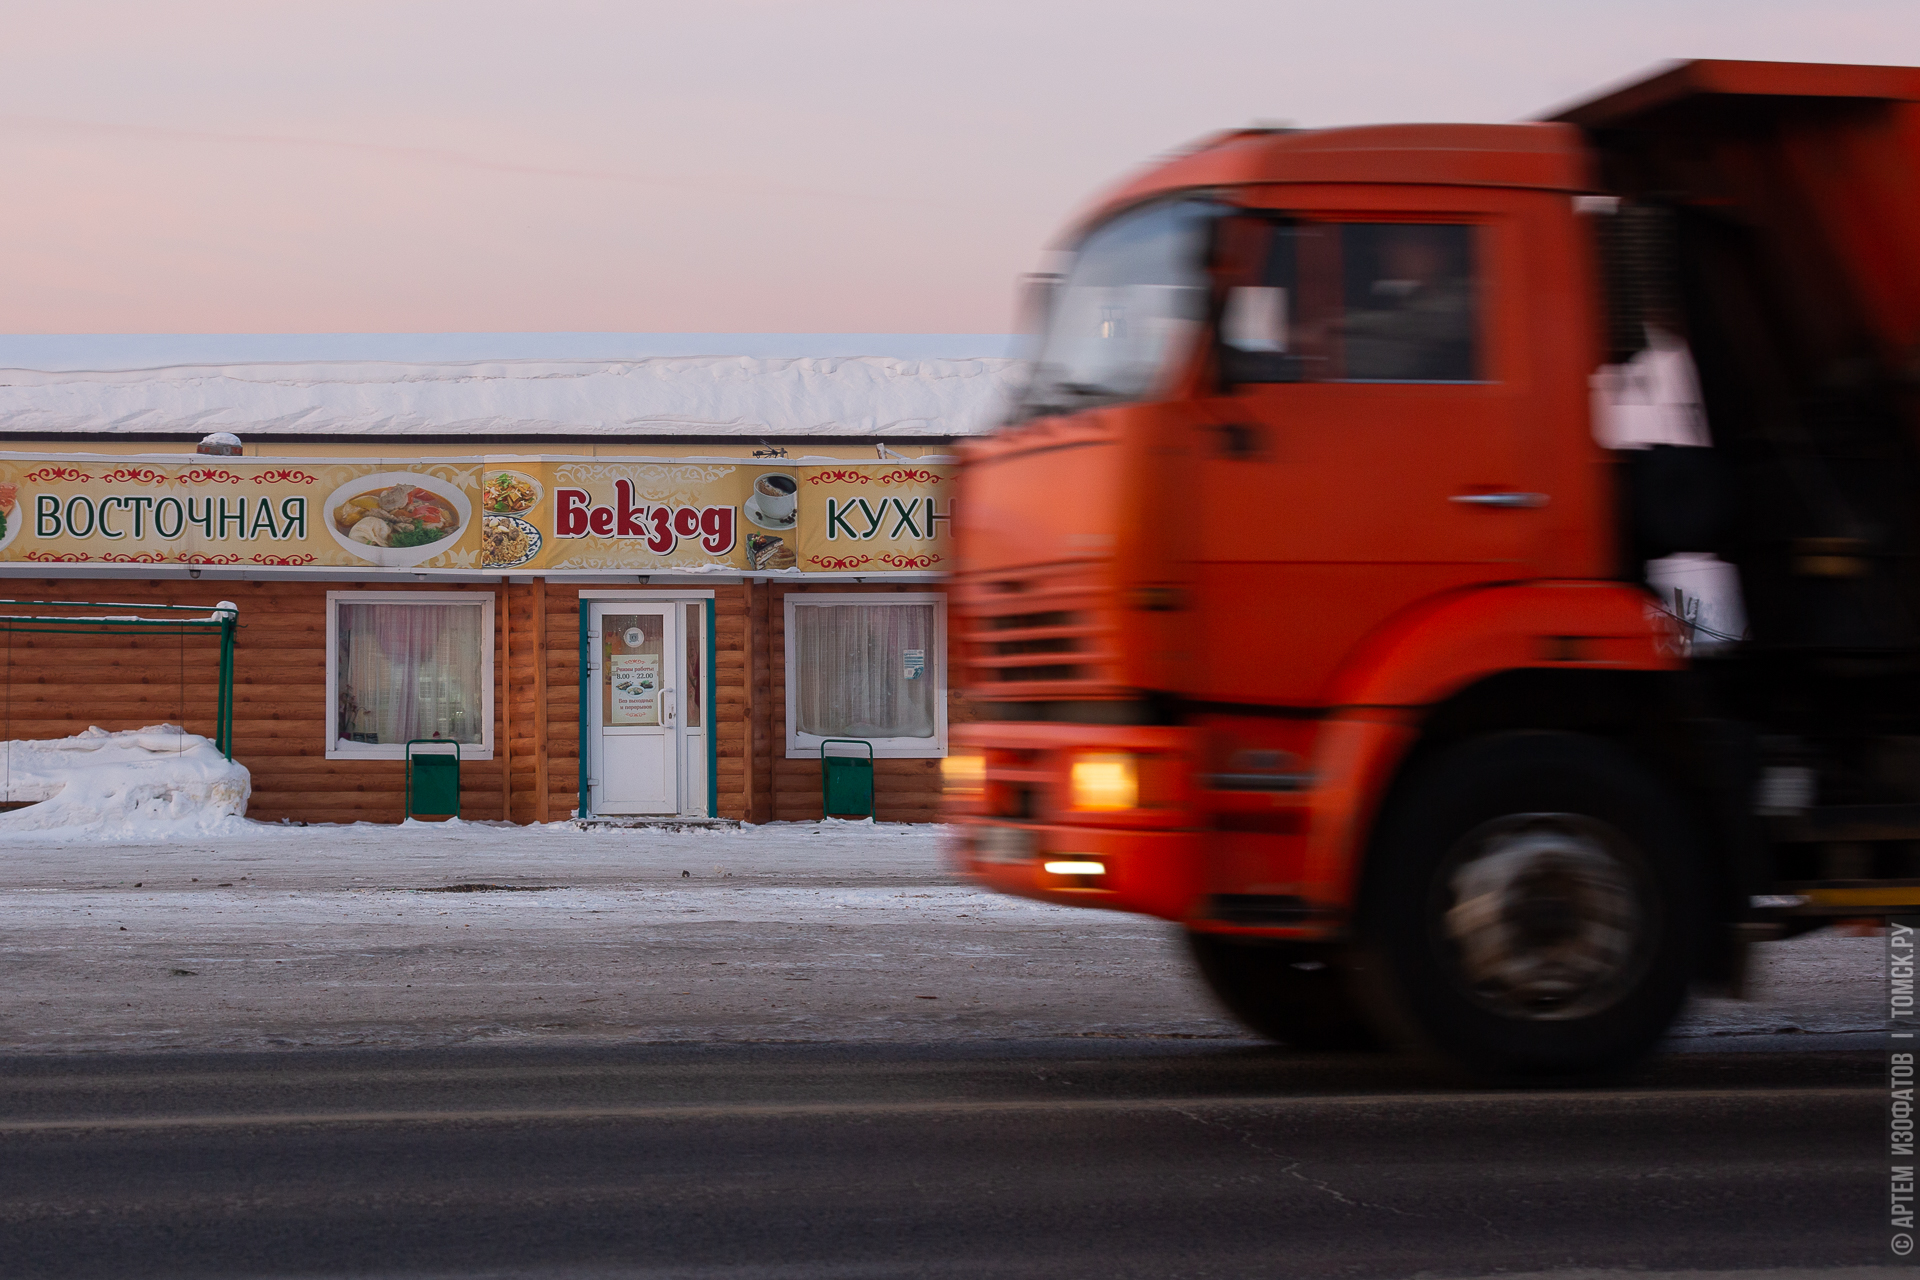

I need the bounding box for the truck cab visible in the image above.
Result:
[945,60,1920,1075]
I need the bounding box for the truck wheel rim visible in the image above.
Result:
[1435,813,1653,1022]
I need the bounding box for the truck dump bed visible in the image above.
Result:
[1558,59,1920,379]
[1556,61,1920,659]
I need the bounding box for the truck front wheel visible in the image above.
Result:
[1184,932,1378,1049]
[1352,732,1700,1078]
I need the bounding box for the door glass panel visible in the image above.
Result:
[683,603,703,728]
[603,612,663,727]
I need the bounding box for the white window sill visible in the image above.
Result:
[326,745,493,762]
[787,740,945,760]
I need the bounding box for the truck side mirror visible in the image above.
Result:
[1219,285,1301,386]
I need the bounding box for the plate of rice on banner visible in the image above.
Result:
[323,472,473,568]
[481,515,542,569]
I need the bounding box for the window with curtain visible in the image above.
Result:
[328,594,493,758]
[786,595,945,758]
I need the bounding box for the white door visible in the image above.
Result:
[590,603,681,815]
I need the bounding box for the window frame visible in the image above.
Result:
[783,591,947,759]
[1217,215,1495,388]
[324,590,495,762]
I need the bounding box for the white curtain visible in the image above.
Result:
[336,602,483,747]
[793,603,934,741]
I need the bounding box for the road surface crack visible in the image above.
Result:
[1170,1104,1461,1226]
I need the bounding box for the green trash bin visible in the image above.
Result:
[406,739,461,819]
[820,738,875,819]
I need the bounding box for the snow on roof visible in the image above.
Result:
[0,354,1023,440]
[0,333,1019,369]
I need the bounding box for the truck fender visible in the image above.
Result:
[1298,710,1420,914]
[1297,583,1686,913]
[1322,581,1685,710]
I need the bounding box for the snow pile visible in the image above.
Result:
[0,355,1022,440]
[0,725,250,834]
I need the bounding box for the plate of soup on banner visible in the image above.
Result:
[324,472,473,568]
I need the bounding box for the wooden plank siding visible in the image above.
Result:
[714,585,752,822]
[0,578,503,823]
[746,581,774,823]
[505,581,544,825]
[2,576,954,826]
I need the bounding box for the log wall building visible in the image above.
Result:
[0,344,1010,826]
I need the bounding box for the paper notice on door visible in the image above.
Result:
[609,653,661,725]
[903,648,925,681]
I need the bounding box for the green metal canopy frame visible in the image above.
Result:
[0,599,239,758]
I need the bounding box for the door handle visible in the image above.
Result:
[663,688,676,725]
[1450,491,1549,509]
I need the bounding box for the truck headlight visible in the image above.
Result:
[941,749,986,797]
[1069,753,1138,811]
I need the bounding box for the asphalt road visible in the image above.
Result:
[0,1040,1891,1279]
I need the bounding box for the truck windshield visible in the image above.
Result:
[1020,199,1215,417]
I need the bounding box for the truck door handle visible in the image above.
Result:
[1450,491,1548,509]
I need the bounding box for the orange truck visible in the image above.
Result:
[942,60,1920,1075]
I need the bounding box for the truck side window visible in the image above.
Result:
[1220,221,1480,385]
[1337,223,1477,382]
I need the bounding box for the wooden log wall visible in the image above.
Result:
[539,583,580,821]
[2,577,957,826]
[714,585,751,821]
[503,581,542,824]
[746,581,774,823]
[0,578,503,823]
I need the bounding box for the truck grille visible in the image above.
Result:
[955,564,1121,699]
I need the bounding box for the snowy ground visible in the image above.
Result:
[0,819,1886,1055]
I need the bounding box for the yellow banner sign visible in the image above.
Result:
[0,456,953,574]
[0,458,484,570]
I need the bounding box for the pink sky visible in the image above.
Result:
[3,0,1916,335]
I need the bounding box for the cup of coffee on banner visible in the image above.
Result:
[754,473,798,524]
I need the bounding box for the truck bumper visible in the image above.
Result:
[946,818,1207,922]
[944,714,1418,938]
